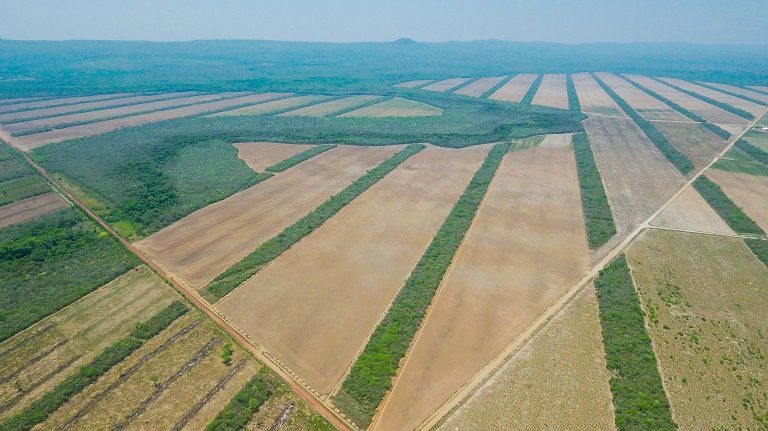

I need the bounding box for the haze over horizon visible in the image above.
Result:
[2,0,766,45]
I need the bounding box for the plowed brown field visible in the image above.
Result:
[531,74,569,109]
[208,95,327,117]
[422,78,471,92]
[595,72,689,121]
[0,192,68,228]
[393,80,433,88]
[337,97,442,117]
[651,121,727,171]
[233,142,314,172]
[572,73,627,117]
[453,76,507,97]
[651,187,734,235]
[488,74,538,103]
[0,94,133,114]
[278,95,381,117]
[659,78,765,118]
[706,169,768,232]
[701,82,768,104]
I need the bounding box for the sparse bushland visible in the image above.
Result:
[202,144,425,302]
[567,74,581,111]
[572,132,616,249]
[520,74,544,105]
[205,368,275,431]
[333,142,511,427]
[265,144,335,173]
[694,176,765,236]
[592,73,694,175]
[594,255,677,431]
[653,78,755,120]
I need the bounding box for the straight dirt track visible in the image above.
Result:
[453,76,506,97]
[0,192,68,228]
[531,74,569,109]
[571,73,627,117]
[373,145,590,431]
[216,145,490,395]
[134,145,398,289]
[488,74,538,102]
[706,169,768,232]
[233,142,313,172]
[594,72,690,121]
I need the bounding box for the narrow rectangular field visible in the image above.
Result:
[337,97,443,117]
[393,80,433,88]
[217,145,489,395]
[659,77,765,118]
[374,145,590,431]
[700,82,768,104]
[0,192,68,229]
[278,95,382,117]
[706,169,768,232]
[488,74,538,103]
[233,142,314,172]
[207,95,327,117]
[651,186,734,235]
[134,145,398,289]
[571,73,627,117]
[452,76,507,97]
[594,72,690,121]
[422,78,471,92]
[0,94,133,114]
[531,74,569,109]
[651,120,728,170]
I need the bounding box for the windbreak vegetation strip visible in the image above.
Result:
[735,139,768,166]
[520,75,544,105]
[693,176,765,236]
[264,144,336,173]
[572,132,616,248]
[479,74,514,99]
[745,238,768,267]
[653,78,754,120]
[693,82,768,107]
[205,369,275,431]
[566,74,581,111]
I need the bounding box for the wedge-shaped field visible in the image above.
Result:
[421,78,471,92]
[374,145,590,431]
[135,145,397,288]
[233,142,314,172]
[13,93,288,150]
[594,72,690,121]
[626,230,768,430]
[217,145,489,395]
[278,95,382,117]
[707,169,768,232]
[0,93,133,114]
[488,74,538,103]
[0,97,50,107]
[437,285,615,431]
[452,76,507,97]
[571,73,627,117]
[701,82,768,104]
[531,74,569,109]
[208,95,329,117]
[337,97,442,117]
[393,80,433,88]
[651,120,728,170]
[659,77,765,118]
[624,75,749,125]
[583,115,685,235]
[652,186,734,235]
[0,192,68,229]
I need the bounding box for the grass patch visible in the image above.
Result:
[572,132,616,249]
[745,238,768,267]
[712,147,768,177]
[654,78,754,120]
[694,176,765,236]
[520,75,544,105]
[0,175,49,206]
[265,144,335,173]
[333,142,510,426]
[206,368,275,431]
[594,255,676,431]
[567,74,581,111]
[735,139,768,166]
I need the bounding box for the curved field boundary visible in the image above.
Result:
[655,78,754,120]
[573,132,617,249]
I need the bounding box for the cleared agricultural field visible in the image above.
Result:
[452,76,507,97]
[422,78,471,92]
[538,133,572,149]
[594,72,690,121]
[531,74,569,109]
[13,93,289,150]
[279,95,382,117]
[488,74,538,102]
[707,169,768,232]
[651,187,734,235]
[749,85,768,94]
[217,145,489,395]
[437,286,615,431]
[571,73,626,117]
[626,229,768,430]
[0,93,133,114]
[375,144,589,431]
[135,145,397,288]
[337,97,442,117]
[0,192,68,229]
[393,80,433,88]
[209,95,327,117]
[659,77,765,118]
[234,142,314,172]
[700,82,768,104]
[652,120,728,170]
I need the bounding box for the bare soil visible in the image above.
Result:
[0,94,134,115]
[706,169,768,232]
[651,121,728,171]
[488,74,538,103]
[338,97,442,117]
[572,73,627,117]
[422,78,471,92]
[453,76,507,97]
[595,73,690,121]
[651,186,735,235]
[701,82,768,104]
[538,133,573,149]
[233,142,314,172]
[0,192,68,229]
[278,95,382,117]
[659,78,765,118]
[531,74,569,109]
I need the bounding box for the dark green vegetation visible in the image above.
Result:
[0,300,188,431]
[0,208,140,342]
[572,132,616,249]
[693,82,768,107]
[567,74,581,111]
[265,144,335,173]
[745,239,768,267]
[0,141,49,206]
[735,139,768,166]
[333,142,510,426]
[328,96,389,117]
[620,75,731,139]
[205,369,275,431]
[479,75,513,99]
[694,176,765,236]
[653,78,754,120]
[593,73,694,175]
[203,144,424,302]
[594,255,677,431]
[712,146,768,177]
[520,74,544,105]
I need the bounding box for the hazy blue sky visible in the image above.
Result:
[2,0,766,44]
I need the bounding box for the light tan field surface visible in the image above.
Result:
[338,97,442,117]
[651,121,728,170]
[0,192,68,229]
[701,82,768,104]
[0,266,177,419]
[13,93,287,150]
[706,169,768,232]
[0,97,49,106]
[208,95,327,117]
[538,133,573,149]
[453,76,507,97]
[651,187,734,235]
[584,115,685,235]
[0,94,133,114]
[659,77,766,118]
[233,142,314,172]
[488,74,538,102]
[374,146,590,431]
[594,72,690,121]
[572,73,627,117]
[278,95,382,117]
[626,230,768,431]
[624,75,749,125]
[748,85,768,93]
[531,74,569,109]
[393,80,433,88]
[437,285,615,431]
[135,145,397,289]
[217,145,489,394]
[422,78,471,92]
[243,381,340,431]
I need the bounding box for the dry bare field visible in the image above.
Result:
[421,78,471,92]
[659,77,766,117]
[707,169,768,231]
[594,72,690,121]
[135,145,397,288]
[437,285,615,431]
[0,97,49,106]
[0,94,133,114]
[531,74,569,109]
[651,121,728,170]
[393,80,433,88]
[452,76,507,97]
[217,145,489,394]
[538,133,573,149]
[651,187,734,235]
[748,85,768,93]
[0,192,68,229]
[700,82,768,104]
[375,145,590,431]
[337,97,442,117]
[488,74,538,102]
[626,229,768,431]
[571,73,627,117]
[278,95,382,117]
[209,95,329,117]
[233,142,314,172]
